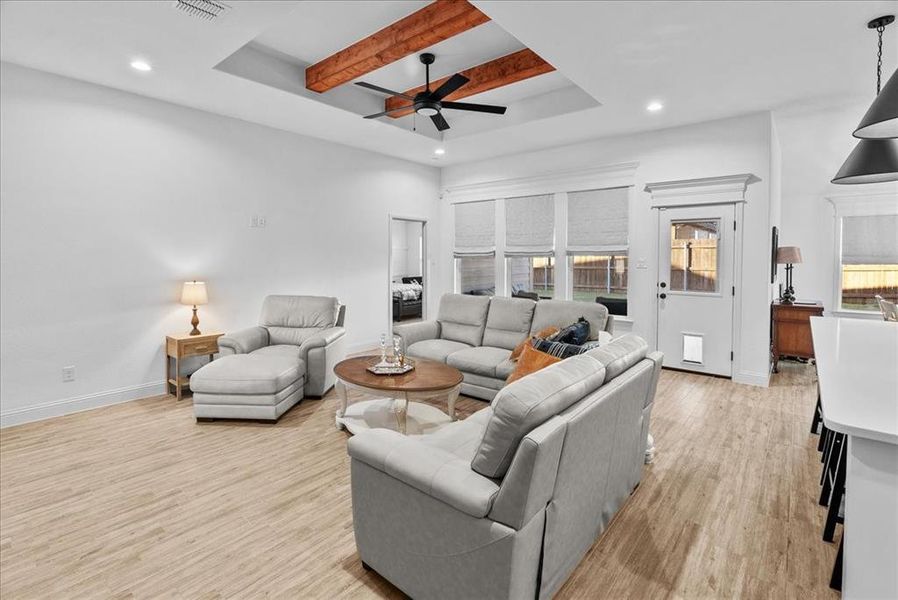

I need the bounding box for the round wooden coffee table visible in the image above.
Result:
[333,356,463,435]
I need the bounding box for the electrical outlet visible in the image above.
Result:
[62,366,76,382]
[249,215,259,228]
[257,215,266,227]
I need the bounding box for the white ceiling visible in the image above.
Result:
[2,0,897,167]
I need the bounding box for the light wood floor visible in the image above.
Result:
[0,362,838,599]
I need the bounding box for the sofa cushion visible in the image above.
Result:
[511,326,560,361]
[437,293,491,346]
[472,354,607,478]
[447,346,512,378]
[506,343,562,384]
[421,408,493,461]
[585,334,649,382]
[260,295,340,346]
[250,344,303,360]
[496,358,517,380]
[407,339,472,363]
[192,378,304,406]
[190,354,303,395]
[481,297,536,350]
[530,300,609,341]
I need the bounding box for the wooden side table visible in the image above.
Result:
[165,332,224,400]
[771,300,824,373]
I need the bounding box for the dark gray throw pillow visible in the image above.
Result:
[549,317,590,345]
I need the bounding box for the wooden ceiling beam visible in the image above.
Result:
[384,48,555,117]
[305,0,490,93]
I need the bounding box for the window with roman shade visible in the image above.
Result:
[567,187,630,312]
[453,200,495,257]
[566,187,629,254]
[838,214,898,311]
[505,194,555,256]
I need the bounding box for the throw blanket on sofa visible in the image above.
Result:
[392,282,423,301]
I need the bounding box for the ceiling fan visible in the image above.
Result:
[355,53,507,132]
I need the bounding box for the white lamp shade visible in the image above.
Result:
[776,246,802,264]
[180,281,208,306]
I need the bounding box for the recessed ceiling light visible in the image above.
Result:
[130,60,152,72]
[646,101,664,112]
[434,148,446,156]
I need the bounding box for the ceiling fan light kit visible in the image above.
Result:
[356,53,507,132]
[833,14,898,184]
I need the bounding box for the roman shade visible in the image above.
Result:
[842,214,898,264]
[505,194,554,256]
[454,200,496,257]
[567,187,629,254]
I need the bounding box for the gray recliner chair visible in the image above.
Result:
[190,295,346,422]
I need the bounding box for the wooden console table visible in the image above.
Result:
[165,332,223,400]
[771,300,823,372]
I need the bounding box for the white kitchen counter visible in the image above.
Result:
[811,316,898,599]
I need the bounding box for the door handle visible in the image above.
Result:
[659,293,667,299]
[659,282,667,288]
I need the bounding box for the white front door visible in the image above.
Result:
[656,204,736,377]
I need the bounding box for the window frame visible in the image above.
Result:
[828,193,898,318]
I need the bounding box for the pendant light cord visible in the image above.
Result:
[876,23,884,94]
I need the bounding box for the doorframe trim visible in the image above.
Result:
[646,174,758,382]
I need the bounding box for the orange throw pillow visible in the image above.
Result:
[510,326,560,361]
[507,343,562,384]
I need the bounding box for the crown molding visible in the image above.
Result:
[443,162,639,204]
[826,191,898,216]
[644,173,760,207]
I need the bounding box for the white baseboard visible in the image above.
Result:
[0,380,167,428]
[733,370,770,387]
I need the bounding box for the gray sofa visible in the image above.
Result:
[348,334,662,599]
[189,295,346,421]
[393,293,614,400]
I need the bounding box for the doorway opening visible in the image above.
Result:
[389,217,426,326]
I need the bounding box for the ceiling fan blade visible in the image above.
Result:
[363,106,409,119]
[431,112,450,131]
[354,81,415,101]
[441,101,507,115]
[432,73,469,100]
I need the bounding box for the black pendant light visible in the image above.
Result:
[832,15,898,184]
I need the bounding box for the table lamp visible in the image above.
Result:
[180,280,208,335]
[776,246,802,304]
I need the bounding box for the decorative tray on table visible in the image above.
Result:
[367,359,415,375]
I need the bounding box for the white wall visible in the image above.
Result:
[0,63,441,427]
[774,99,898,311]
[440,112,774,386]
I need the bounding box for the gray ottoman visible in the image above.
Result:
[189,354,304,422]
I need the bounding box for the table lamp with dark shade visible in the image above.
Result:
[180,281,208,335]
[776,246,802,304]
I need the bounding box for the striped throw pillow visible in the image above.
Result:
[531,337,588,360]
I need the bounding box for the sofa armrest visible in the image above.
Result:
[348,429,499,518]
[299,327,346,397]
[393,320,440,349]
[218,326,269,355]
[299,326,345,357]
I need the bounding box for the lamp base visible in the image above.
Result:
[781,287,796,304]
[189,306,201,336]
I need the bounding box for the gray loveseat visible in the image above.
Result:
[393,293,614,400]
[348,334,662,599]
[189,295,346,421]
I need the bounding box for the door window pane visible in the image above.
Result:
[669,220,719,293]
[509,256,555,299]
[569,254,628,314]
[456,256,495,296]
